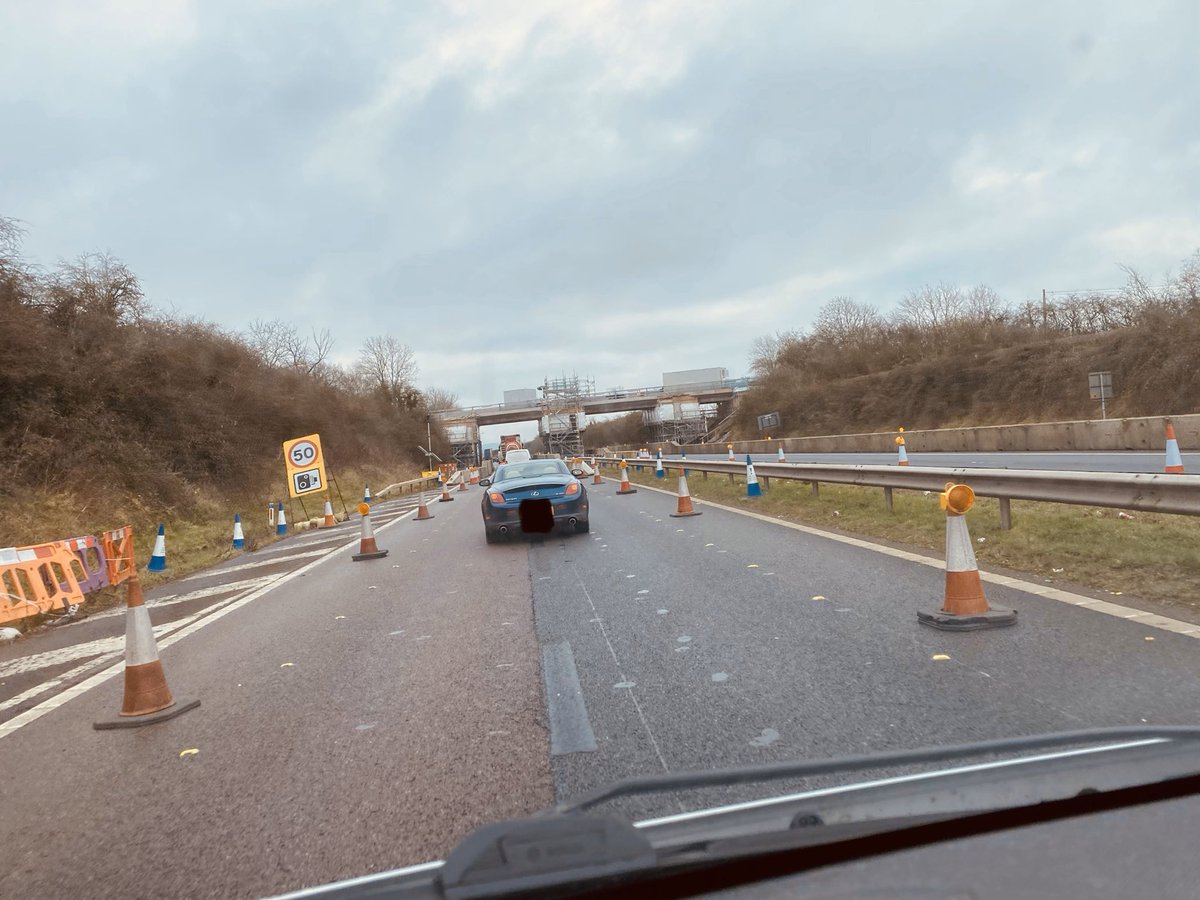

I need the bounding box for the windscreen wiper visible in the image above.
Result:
[553,725,1200,813]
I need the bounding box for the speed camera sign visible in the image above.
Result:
[282,433,328,498]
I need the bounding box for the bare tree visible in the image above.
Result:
[423,386,459,411]
[895,283,964,330]
[358,335,418,406]
[813,296,884,346]
[246,320,333,374]
[41,253,145,328]
[963,285,1007,324]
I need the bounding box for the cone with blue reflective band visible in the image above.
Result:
[147,523,167,571]
[363,484,371,503]
[276,501,287,535]
[655,449,664,478]
[745,455,762,497]
[896,427,909,466]
[232,514,245,550]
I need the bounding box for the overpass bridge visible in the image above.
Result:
[433,377,751,464]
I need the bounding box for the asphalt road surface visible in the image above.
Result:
[685,451,1200,472]
[3,479,1200,898]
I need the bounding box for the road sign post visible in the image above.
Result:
[282,434,330,499]
[1088,371,1113,420]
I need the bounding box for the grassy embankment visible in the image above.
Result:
[618,464,1200,611]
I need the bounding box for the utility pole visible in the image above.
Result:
[1042,288,1048,329]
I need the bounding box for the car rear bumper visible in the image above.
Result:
[483,497,588,534]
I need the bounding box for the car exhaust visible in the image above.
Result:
[568,517,577,528]
[498,525,509,535]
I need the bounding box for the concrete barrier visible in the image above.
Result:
[619,413,1200,457]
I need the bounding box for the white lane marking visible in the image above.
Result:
[0,505,420,740]
[87,574,278,621]
[628,480,1200,639]
[570,567,670,773]
[179,548,329,580]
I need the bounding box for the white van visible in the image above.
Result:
[504,449,531,464]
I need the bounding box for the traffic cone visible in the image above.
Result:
[470,468,481,485]
[232,514,245,550]
[147,523,167,571]
[670,470,701,517]
[617,460,638,495]
[1165,419,1185,473]
[745,455,762,497]
[414,489,434,521]
[363,484,372,504]
[592,457,603,485]
[93,575,200,729]
[655,450,665,479]
[918,483,1017,631]
[727,444,736,462]
[458,470,469,492]
[351,503,389,561]
[438,480,455,502]
[777,445,786,462]
[321,497,336,528]
[896,427,909,466]
[276,501,288,535]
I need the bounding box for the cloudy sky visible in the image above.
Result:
[4,0,1199,427]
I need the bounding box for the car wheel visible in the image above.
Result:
[574,518,589,534]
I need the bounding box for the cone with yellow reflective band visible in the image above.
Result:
[895,427,909,466]
[917,483,1017,631]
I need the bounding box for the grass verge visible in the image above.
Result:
[619,465,1200,612]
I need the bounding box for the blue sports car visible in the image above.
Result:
[480,458,589,543]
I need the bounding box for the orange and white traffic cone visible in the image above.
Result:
[616,460,638,495]
[470,468,481,485]
[1165,419,1186,474]
[727,444,736,462]
[439,480,455,502]
[592,457,603,485]
[776,445,786,463]
[321,496,336,528]
[351,503,389,561]
[94,575,200,729]
[917,483,1017,631]
[458,470,469,492]
[669,470,701,517]
[896,427,909,466]
[414,489,434,521]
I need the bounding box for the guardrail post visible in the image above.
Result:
[811,481,819,498]
[761,476,770,492]
[883,486,894,512]
[702,470,708,481]
[727,473,735,485]
[999,497,1013,530]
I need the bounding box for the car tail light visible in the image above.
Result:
[564,482,581,496]
[489,491,505,504]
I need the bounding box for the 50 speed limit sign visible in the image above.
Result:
[282,433,328,498]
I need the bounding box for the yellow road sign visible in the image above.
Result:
[282,433,329,498]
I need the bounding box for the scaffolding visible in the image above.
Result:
[644,402,716,446]
[445,423,481,468]
[540,373,593,458]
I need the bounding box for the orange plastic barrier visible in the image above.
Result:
[0,544,89,625]
[101,525,136,586]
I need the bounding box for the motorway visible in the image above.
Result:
[3,479,1200,897]
[686,451,1200,472]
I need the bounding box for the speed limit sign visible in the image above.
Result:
[282,433,328,498]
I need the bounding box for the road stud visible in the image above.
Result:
[670,470,702,518]
[147,523,167,571]
[232,514,245,550]
[94,575,200,729]
[745,455,762,497]
[351,503,389,561]
[1165,419,1185,473]
[617,460,638,495]
[896,427,909,466]
[917,483,1017,631]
